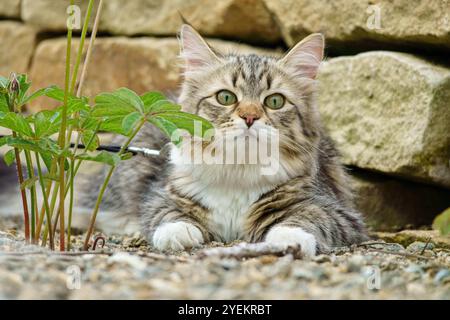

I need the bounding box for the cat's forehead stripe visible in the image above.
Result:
[224,54,276,91]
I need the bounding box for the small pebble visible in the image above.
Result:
[434,269,450,284]
[0,228,448,299]
[407,241,435,253]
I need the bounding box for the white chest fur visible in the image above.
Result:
[192,181,266,242]
[170,145,291,243]
[170,163,288,242]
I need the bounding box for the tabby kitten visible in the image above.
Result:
[82,25,368,257]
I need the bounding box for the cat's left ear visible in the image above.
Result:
[279,33,324,79]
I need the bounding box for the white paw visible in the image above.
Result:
[152,221,204,251]
[265,226,317,258]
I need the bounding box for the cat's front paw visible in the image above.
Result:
[265,226,317,258]
[152,221,204,251]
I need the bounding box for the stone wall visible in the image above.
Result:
[0,0,449,231]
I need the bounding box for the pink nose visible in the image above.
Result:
[240,114,259,127]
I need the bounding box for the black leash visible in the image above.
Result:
[70,142,124,153]
[0,135,161,157]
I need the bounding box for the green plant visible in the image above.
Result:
[0,0,213,251]
[433,208,450,236]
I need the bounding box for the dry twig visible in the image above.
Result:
[197,242,303,260]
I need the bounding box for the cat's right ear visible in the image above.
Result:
[179,24,220,74]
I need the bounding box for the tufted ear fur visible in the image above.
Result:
[279,33,324,79]
[179,24,221,74]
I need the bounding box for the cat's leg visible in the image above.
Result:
[248,196,368,258]
[140,188,210,251]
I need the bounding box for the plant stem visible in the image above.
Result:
[6,74,30,242]
[76,0,103,98]
[24,150,37,243]
[83,120,146,250]
[42,180,59,246]
[67,157,75,251]
[66,0,102,144]
[34,152,54,250]
[57,4,74,251]
[69,0,95,95]
[35,158,56,244]
[65,123,101,190]
[64,0,102,249]
[12,133,30,243]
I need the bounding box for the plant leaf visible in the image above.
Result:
[43,86,66,101]
[150,111,214,140]
[75,151,121,166]
[141,91,166,112]
[98,116,128,135]
[22,85,57,106]
[0,112,34,137]
[44,87,90,113]
[121,112,142,135]
[148,116,180,144]
[81,116,101,131]
[20,176,39,190]
[6,137,46,154]
[6,136,70,158]
[0,76,8,90]
[81,130,99,151]
[4,149,16,166]
[64,158,70,171]
[33,112,49,138]
[0,135,10,147]
[0,94,8,112]
[16,74,31,106]
[33,110,61,138]
[39,152,54,172]
[42,174,59,182]
[433,208,450,236]
[120,152,134,161]
[146,99,182,114]
[56,98,90,114]
[93,88,144,117]
[37,138,72,157]
[44,86,76,102]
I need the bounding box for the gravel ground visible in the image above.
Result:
[0,217,449,300]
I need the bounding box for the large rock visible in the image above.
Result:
[351,170,450,231]
[264,0,450,50]
[376,230,450,249]
[318,51,450,188]
[21,0,97,31]
[28,37,278,111]
[0,21,37,77]
[101,0,281,44]
[21,0,280,44]
[0,0,21,18]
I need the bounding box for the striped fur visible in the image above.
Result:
[80,25,368,256]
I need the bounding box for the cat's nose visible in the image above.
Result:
[240,114,260,127]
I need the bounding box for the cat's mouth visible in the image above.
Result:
[219,121,275,139]
[173,122,281,175]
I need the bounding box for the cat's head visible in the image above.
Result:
[176,24,324,178]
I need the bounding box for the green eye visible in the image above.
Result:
[264,93,285,110]
[216,90,237,106]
